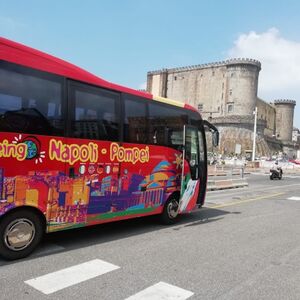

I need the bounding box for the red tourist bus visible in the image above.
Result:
[0,37,218,260]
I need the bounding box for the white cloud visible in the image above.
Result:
[228,28,300,128]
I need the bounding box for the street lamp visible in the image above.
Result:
[252,107,257,161]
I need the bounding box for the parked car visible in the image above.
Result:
[289,159,300,165]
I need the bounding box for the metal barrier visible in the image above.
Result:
[209,165,247,178]
[207,164,248,191]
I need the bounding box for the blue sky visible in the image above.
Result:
[1,0,300,128]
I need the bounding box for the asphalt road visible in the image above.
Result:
[0,173,299,299]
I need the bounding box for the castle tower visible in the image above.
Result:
[274,100,296,141]
[224,59,261,116]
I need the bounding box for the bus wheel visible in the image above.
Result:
[0,210,44,260]
[160,195,180,225]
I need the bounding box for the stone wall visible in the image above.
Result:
[256,98,276,137]
[206,126,284,157]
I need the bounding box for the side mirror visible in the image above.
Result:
[203,120,219,148]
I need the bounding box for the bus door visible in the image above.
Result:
[179,125,200,212]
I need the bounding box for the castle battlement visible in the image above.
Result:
[274,99,296,106]
[147,58,261,75]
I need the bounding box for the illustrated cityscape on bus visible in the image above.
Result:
[0,133,198,232]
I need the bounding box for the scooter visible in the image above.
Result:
[270,167,283,180]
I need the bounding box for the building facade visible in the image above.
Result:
[147,59,298,157]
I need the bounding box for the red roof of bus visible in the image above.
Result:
[0,37,152,99]
[0,37,198,112]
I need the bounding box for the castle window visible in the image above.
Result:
[198,103,203,112]
[229,89,232,96]
[227,103,234,113]
[174,76,177,81]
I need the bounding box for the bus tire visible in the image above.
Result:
[160,195,180,225]
[0,209,44,260]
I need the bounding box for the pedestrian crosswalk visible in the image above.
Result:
[287,196,300,201]
[24,258,194,299]
[25,259,120,295]
[125,282,194,300]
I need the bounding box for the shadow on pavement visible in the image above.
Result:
[183,207,241,227]
[0,207,239,266]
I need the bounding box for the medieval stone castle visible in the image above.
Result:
[146,58,298,158]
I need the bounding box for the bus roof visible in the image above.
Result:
[0,37,197,113]
[152,95,197,112]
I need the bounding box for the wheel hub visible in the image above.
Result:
[4,219,35,251]
[168,200,179,219]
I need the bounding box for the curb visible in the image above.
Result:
[207,178,248,191]
[208,172,250,176]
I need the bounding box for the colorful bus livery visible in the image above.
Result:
[0,135,180,227]
[0,37,218,260]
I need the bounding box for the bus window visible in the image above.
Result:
[0,63,63,136]
[124,95,148,144]
[188,111,201,127]
[169,130,183,147]
[69,83,120,141]
[199,132,205,162]
[148,102,188,147]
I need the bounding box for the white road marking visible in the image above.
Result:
[287,197,300,201]
[25,259,120,295]
[125,281,194,300]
